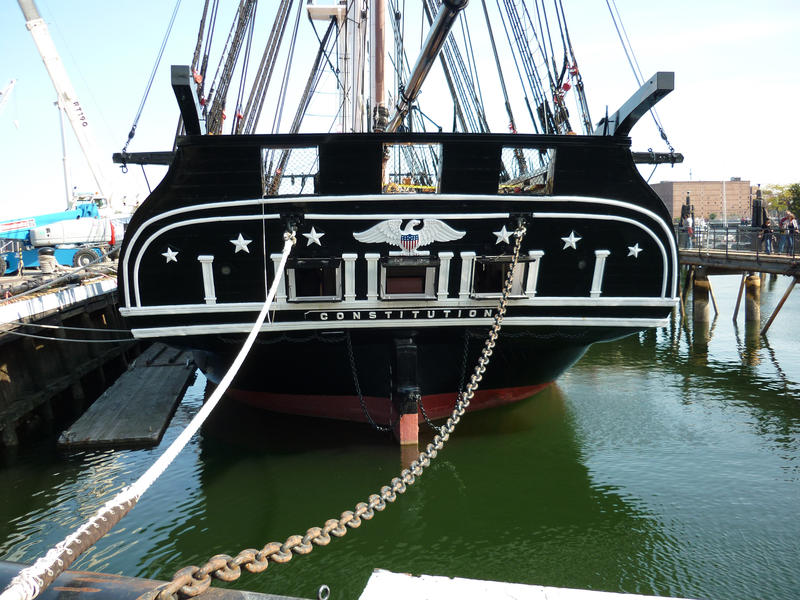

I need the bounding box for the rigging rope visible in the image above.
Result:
[231,5,258,134]
[494,0,537,130]
[605,0,674,152]
[270,0,304,135]
[0,232,297,600]
[207,0,258,134]
[120,0,182,159]
[239,0,295,134]
[555,0,592,133]
[265,17,337,194]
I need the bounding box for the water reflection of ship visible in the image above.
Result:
[138,384,685,599]
[577,315,800,435]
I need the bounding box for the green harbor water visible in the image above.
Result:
[1,273,799,600]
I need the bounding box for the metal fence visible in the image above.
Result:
[676,225,798,259]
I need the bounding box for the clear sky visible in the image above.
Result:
[0,0,798,221]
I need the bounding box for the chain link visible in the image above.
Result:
[150,221,528,600]
[346,332,394,432]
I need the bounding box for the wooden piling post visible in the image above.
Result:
[692,267,711,322]
[761,276,798,336]
[707,274,719,316]
[732,273,747,322]
[744,273,761,323]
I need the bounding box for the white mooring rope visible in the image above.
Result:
[0,233,296,600]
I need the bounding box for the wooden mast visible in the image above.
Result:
[371,0,388,131]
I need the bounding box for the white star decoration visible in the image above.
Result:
[493,225,512,245]
[303,227,325,246]
[162,247,178,263]
[230,233,253,253]
[561,231,581,250]
[627,243,643,258]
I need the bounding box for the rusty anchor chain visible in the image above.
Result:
[145,221,528,600]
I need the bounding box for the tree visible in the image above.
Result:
[764,183,800,215]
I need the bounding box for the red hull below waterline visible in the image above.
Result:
[227,383,553,425]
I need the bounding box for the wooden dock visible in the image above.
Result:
[0,561,308,600]
[58,343,195,449]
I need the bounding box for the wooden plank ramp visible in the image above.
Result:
[58,343,196,449]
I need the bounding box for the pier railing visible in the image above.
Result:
[676,224,798,260]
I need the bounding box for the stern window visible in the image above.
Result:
[383,143,442,194]
[287,258,341,301]
[472,257,526,297]
[381,257,438,299]
[498,146,553,195]
[262,146,319,196]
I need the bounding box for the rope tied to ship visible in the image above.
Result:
[0,231,297,600]
[144,221,528,600]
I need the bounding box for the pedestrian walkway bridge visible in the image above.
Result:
[680,247,800,277]
[676,226,799,336]
[677,225,800,276]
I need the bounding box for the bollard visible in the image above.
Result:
[744,273,761,322]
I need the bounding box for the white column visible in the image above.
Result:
[270,253,287,302]
[590,250,611,298]
[459,252,476,299]
[198,255,216,305]
[437,251,453,300]
[365,253,380,300]
[525,250,545,297]
[343,253,358,301]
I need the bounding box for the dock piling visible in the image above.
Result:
[692,267,712,322]
[761,276,798,336]
[744,273,761,323]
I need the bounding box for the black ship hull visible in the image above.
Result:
[119,132,678,428]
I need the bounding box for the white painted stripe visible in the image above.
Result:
[304,213,509,220]
[123,211,280,307]
[124,194,679,308]
[535,212,671,298]
[130,315,672,338]
[119,296,678,317]
[128,214,280,307]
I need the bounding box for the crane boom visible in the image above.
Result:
[17,0,111,201]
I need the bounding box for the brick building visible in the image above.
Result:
[650,179,753,222]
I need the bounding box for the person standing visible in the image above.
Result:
[685,214,694,249]
[778,211,791,253]
[788,212,798,255]
[761,218,775,254]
